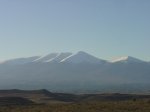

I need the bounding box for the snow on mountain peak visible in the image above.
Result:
[0,52,147,65]
[60,51,104,64]
[111,56,129,62]
[111,56,144,63]
[32,52,73,63]
[33,53,58,62]
[45,52,72,62]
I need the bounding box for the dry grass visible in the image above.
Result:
[0,99,150,112]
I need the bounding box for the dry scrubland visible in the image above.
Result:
[0,90,150,112]
[0,100,150,112]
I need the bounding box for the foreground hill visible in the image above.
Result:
[0,89,150,104]
[0,89,77,103]
[0,97,33,106]
[0,51,150,93]
[0,91,150,112]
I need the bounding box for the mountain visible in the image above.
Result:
[111,56,145,63]
[1,56,40,65]
[61,51,106,64]
[0,51,149,93]
[33,53,59,62]
[47,52,72,63]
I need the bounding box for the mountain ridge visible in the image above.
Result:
[110,56,146,63]
[0,51,148,65]
[0,51,149,93]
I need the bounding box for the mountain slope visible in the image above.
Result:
[33,53,58,62]
[0,51,149,93]
[46,52,72,62]
[1,56,40,65]
[61,51,106,64]
[111,56,145,63]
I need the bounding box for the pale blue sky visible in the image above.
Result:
[0,0,150,61]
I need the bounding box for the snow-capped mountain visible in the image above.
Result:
[61,51,106,64]
[33,53,58,62]
[110,56,145,63]
[0,51,105,65]
[33,52,73,63]
[46,52,72,62]
[0,51,149,93]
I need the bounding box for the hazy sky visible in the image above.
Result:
[0,0,150,61]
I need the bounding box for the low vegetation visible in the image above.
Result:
[0,90,150,112]
[0,99,150,112]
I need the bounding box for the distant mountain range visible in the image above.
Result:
[0,51,150,93]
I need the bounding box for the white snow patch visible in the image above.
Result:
[33,53,58,62]
[110,56,144,63]
[45,52,72,62]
